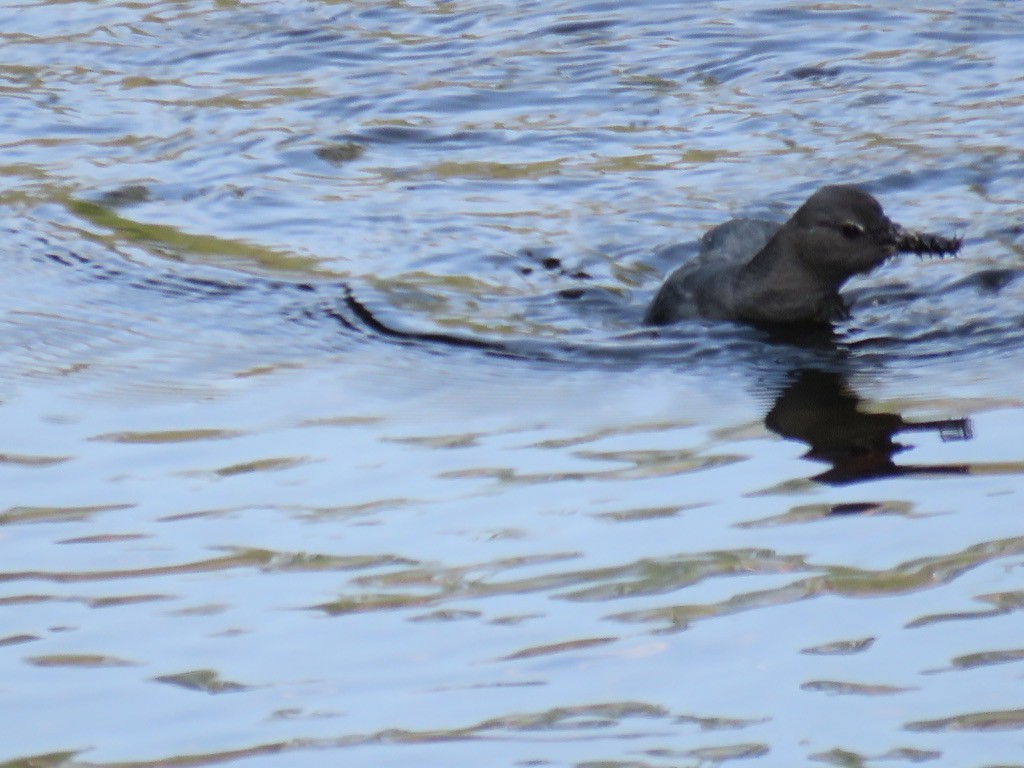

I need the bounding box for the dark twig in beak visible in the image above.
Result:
[892,224,962,257]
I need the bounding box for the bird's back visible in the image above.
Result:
[644,218,779,325]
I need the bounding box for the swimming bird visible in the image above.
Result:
[644,185,962,326]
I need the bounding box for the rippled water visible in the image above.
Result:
[3,2,1024,766]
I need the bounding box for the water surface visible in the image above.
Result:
[2,2,1024,766]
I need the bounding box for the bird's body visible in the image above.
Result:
[644,185,962,327]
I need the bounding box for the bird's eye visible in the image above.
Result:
[840,222,865,239]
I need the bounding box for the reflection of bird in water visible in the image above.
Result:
[765,368,972,486]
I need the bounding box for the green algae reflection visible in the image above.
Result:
[66,198,322,274]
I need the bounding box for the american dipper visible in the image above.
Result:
[644,185,962,326]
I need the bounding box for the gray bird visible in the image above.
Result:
[644,185,962,326]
